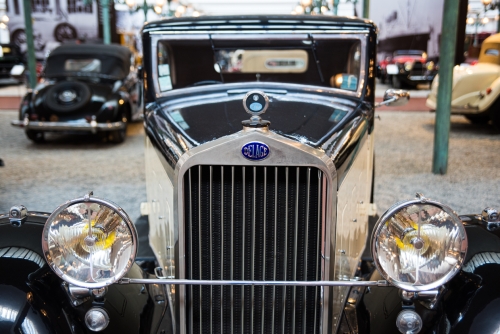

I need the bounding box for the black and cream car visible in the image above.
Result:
[3,15,499,334]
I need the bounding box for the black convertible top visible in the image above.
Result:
[49,44,132,64]
[45,44,132,79]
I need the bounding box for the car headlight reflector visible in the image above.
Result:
[404,61,414,72]
[372,196,467,291]
[42,194,137,288]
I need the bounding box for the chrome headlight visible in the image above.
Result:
[404,61,414,72]
[42,193,137,288]
[372,195,467,291]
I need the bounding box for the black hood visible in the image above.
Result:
[156,87,361,148]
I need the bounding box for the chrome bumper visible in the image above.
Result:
[11,119,125,133]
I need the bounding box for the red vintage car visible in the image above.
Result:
[378,50,438,88]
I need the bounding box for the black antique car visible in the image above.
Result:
[11,44,143,143]
[2,15,499,334]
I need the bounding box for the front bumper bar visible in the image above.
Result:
[11,118,125,133]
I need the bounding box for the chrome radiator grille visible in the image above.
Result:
[183,165,324,334]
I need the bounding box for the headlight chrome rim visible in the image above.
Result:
[42,195,138,289]
[371,197,468,292]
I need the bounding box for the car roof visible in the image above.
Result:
[143,15,376,33]
[49,44,132,64]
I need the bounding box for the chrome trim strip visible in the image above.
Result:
[292,167,300,334]
[231,166,235,332]
[220,166,224,332]
[251,166,256,334]
[303,168,311,334]
[209,165,213,334]
[188,169,193,334]
[241,166,246,334]
[261,166,267,334]
[272,166,278,334]
[281,166,289,334]
[120,278,389,287]
[148,29,371,35]
[198,166,202,333]
[11,119,125,132]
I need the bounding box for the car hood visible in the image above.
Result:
[450,63,500,99]
[148,86,363,150]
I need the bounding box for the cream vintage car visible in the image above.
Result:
[426,33,500,130]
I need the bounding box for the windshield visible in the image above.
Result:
[45,54,129,79]
[156,36,363,93]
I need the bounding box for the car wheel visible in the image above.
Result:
[465,115,490,124]
[392,75,403,89]
[26,130,44,143]
[44,81,91,113]
[54,23,77,42]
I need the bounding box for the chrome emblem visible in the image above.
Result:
[241,141,270,161]
[58,90,77,103]
[242,91,269,116]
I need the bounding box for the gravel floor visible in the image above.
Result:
[1,110,499,222]
[0,111,146,221]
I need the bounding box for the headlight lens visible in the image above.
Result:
[404,61,414,72]
[42,195,137,288]
[372,197,467,291]
[426,61,435,71]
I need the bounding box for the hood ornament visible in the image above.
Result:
[242,90,270,128]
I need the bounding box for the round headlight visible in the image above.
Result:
[404,61,414,72]
[372,195,467,291]
[42,194,137,288]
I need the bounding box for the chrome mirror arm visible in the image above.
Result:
[375,89,410,108]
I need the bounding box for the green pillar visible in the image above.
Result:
[143,0,148,21]
[101,0,110,44]
[432,0,460,175]
[22,0,37,88]
[363,0,370,18]
[333,0,339,15]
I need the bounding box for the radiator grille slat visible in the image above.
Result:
[185,165,324,334]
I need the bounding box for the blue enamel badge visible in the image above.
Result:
[241,142,270,161]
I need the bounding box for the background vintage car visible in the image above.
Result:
[11,44,143,143]
[382,49,438,88]
[427,33,500,130]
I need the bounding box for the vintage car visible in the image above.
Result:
[4,15,497,334]
[11,44,143,143]
[0,43,25,82]
[384,50,438,88]
[426,33,500,130]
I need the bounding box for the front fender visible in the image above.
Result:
[0,213,173,334]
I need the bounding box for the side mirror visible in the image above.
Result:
[375,89,410,108]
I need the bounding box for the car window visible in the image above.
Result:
[215,49,308,73]
[485,49,499,56]
[156,38,362,92]
[64,59,101,73]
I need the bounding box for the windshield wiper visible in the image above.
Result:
[209,34,225,84]
[308,33,324,84]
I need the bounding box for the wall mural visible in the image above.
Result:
[5,0,99,59]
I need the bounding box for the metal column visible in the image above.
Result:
[22,0,37,88]
[432,0,460,174]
